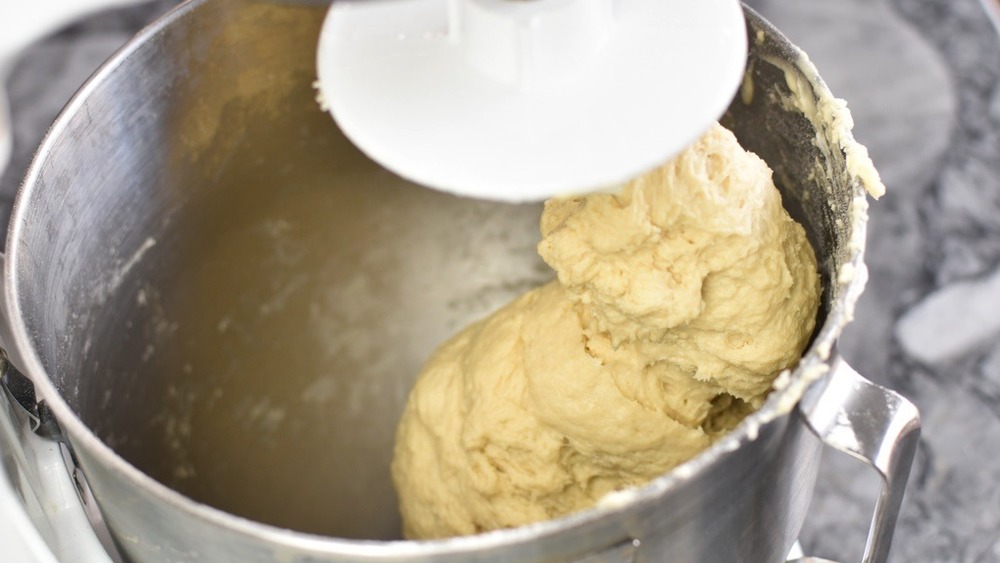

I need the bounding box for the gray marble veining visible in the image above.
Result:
[2,1,999,562]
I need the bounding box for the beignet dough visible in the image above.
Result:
[391,123,820,539]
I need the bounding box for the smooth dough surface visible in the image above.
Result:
[391,123,821,539]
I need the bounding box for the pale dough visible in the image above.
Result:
[391,123,821,539]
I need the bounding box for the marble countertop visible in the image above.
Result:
[1,0,998,561]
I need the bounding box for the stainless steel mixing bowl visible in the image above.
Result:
[0,1,918,561]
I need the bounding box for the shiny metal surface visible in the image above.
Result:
[799,358,920,563]
[0,1,918,562]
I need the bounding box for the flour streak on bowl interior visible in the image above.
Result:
[78,33,550,536]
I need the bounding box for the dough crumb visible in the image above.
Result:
[391,123,820,539]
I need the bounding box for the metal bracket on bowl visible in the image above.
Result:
[0,352,62,440]
[797,357,921,563]
[0,351,122,563]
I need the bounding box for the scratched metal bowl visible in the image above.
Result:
[1,1,900,561]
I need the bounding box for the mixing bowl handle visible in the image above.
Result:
[794,357,921,563]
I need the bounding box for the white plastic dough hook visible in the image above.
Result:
[315,0,748,202]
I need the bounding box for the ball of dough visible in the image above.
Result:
[391,123,820,539]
